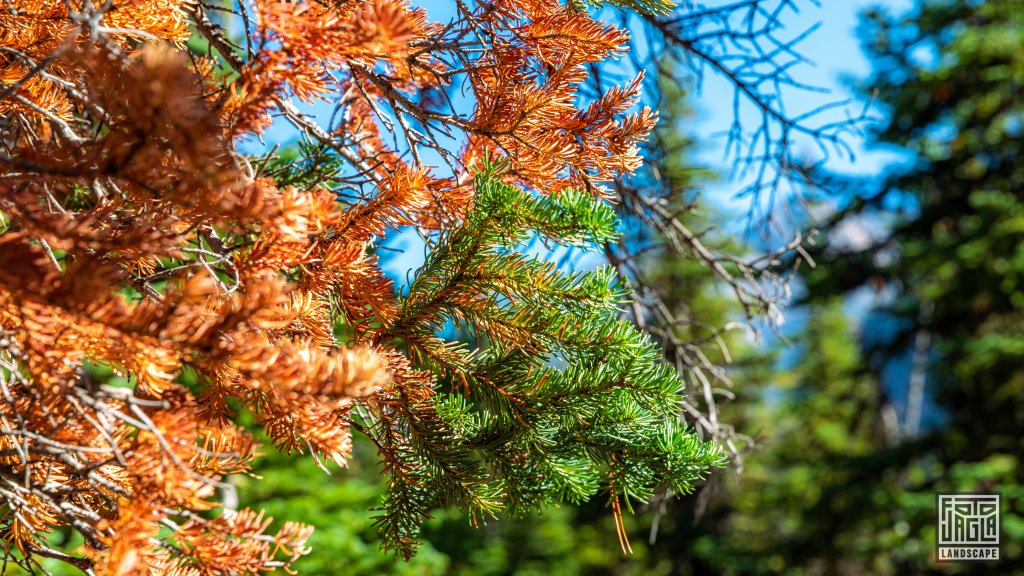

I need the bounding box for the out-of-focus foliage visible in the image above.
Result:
[654,1,1024,573]
[791,0,1024,572]
[679,302,921,574]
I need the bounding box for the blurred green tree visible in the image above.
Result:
[677,300,918,575]
[788,0,1024,572]
[667,2,1024,574]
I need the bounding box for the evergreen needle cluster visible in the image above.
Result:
[371,164,725,558]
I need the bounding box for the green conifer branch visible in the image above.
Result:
[371,166,724,559]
